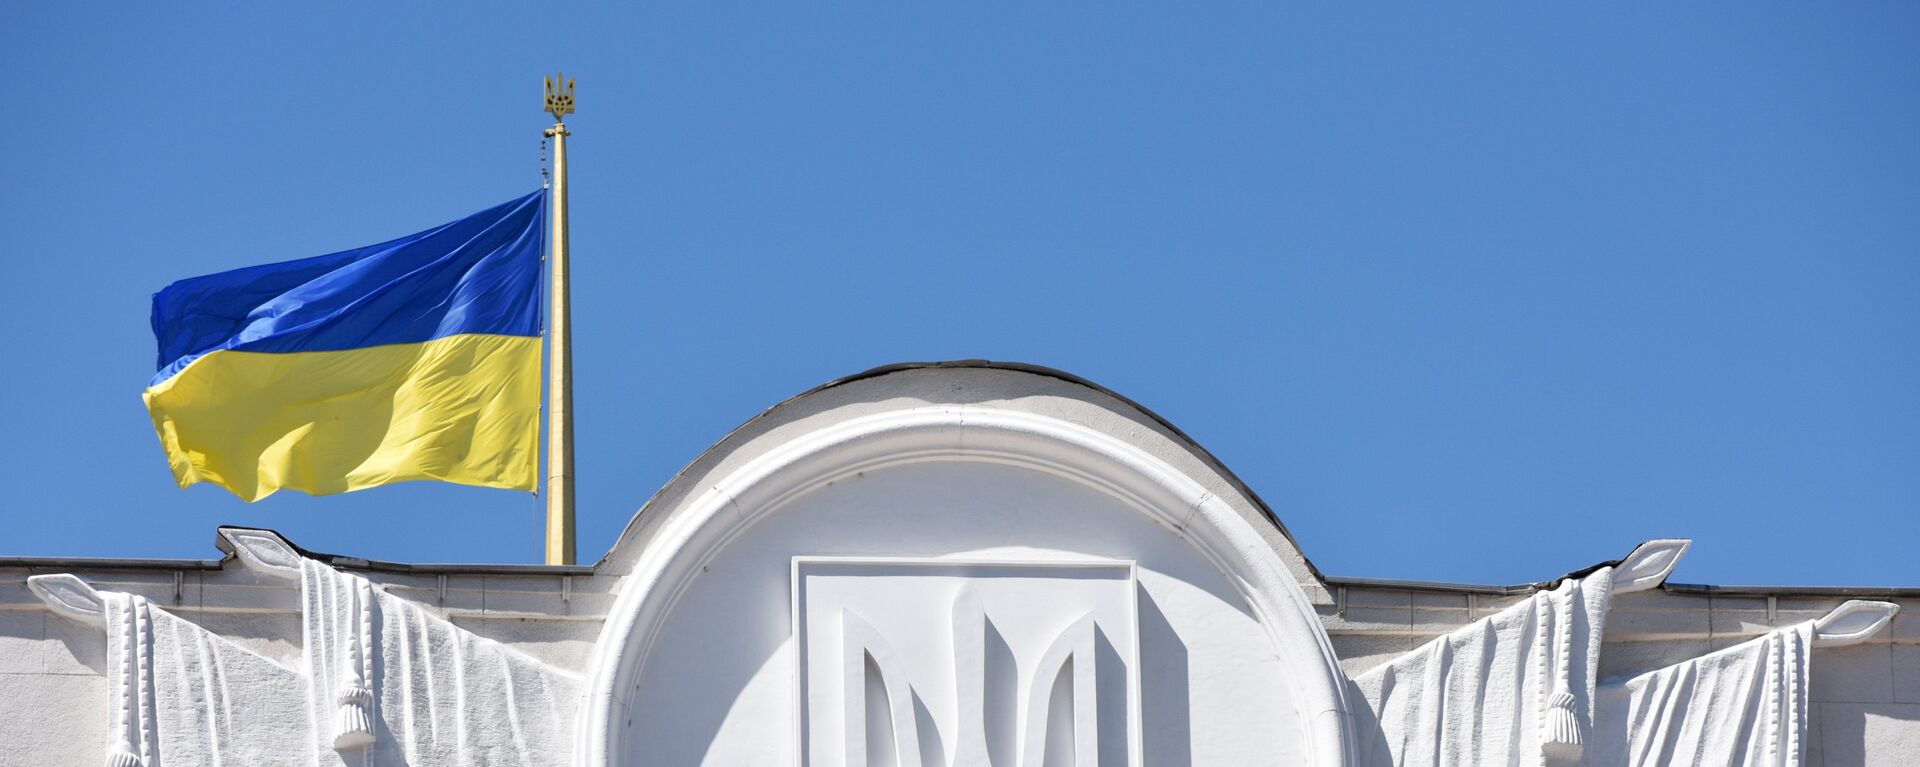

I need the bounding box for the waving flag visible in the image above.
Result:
[144,191,547,501]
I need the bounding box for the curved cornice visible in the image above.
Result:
[594,360,1330,582]
[576,404,1355,766]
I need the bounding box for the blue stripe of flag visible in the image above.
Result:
[149,190,546,386]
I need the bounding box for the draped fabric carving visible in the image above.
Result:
[1351,568,1614,766]
[1592,623,1814,767]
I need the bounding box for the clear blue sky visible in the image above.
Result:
[3,4,1914,586]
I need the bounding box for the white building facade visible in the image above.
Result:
[2,362,1914,765]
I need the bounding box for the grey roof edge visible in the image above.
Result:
[1660,582,1920,598]
[0,555,591,576]
[1326,574,1920,599]
[1326,557,1622,596]
[0,525,594,576]
[211,526,594,575]
[1324,575,1543,596]
[0,556,225,571]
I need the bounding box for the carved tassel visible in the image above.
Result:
[102,750,143,767]
[333,684,376,748]
[1541,688,1583,760]
[1541,581,1585,762]
[332,578,377,749]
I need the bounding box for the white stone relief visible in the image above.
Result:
[102,592,156,767]
[1351,535,1699,767]
[219,526,305,576]
[306,559,377,750]
[1537,577,1593,762]
[1591,600,1898,767]
[584,405,1353,767]
[1353,566,1618,767]
[293,545,581,765]
[28,573,313,767]
[1590,598,1893,767]
[27,575,161,767]
[840,609,924,767]
[1350,537,1696,766]
[26,572,108,626]
[796,558,1142,767]
[1608,538,1692,594]
[29,531,580,767]
[1809,599,1901,648]
[1600,621,1814,767]
[1017,612,1099,767]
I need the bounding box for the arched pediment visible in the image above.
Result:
[579,364,1353,766]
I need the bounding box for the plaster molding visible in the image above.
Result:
[1018,612,1099,767]
[840,609,923,767]
[1811,600,1900,648]
[29,579,161,765]
[26,573,107,626]
[1610,539,1691,594]
[217,527,303,580]
[576,405,1354,766]
[796,559,1141,766]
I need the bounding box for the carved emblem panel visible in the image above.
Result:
[793,558,1143,767]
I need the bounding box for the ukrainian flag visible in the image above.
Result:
[144,191,547,501]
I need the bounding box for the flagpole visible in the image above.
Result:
[543,74,577,566]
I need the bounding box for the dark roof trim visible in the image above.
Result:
[1662,582,1920,598]
[1326,575,1541,596]
[214,527,595,575]
[0,556,224,571]
[1327,574,1920,599]
[0,556,590,576]
[1,527,594,576]
[1326,553,1626,596]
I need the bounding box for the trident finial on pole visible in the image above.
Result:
[544,73,576,123]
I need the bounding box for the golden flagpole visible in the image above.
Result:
[543,74,577,565]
